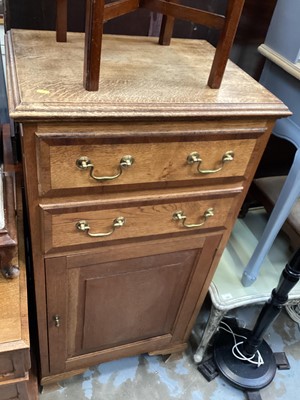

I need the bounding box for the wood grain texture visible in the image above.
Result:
[208,0,245,88]
[181,121,278,341]
[41,193,236,253]
[44,233,219,374]
[157,0,181,46]
[84,0,105,91]
[5,26,291,384]
[80,250,195,351]
[36,133,256,195]
[6,30,290,120]
[54,0,239,90]
[0,139,25,349]
[0,269,23,344]
[0,139,31,397]
[18,124,50,378]
[0,378,30,400]
[46,257,68,374]
[66,235,206,269]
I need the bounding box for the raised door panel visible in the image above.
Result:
[45,234,222,374]
[79,249,195,352]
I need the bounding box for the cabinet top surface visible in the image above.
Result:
[6,29,289,121]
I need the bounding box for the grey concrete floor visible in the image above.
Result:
[39,210,300,400]
[39,307,300,400]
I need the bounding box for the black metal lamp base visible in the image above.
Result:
[214,327,277,391]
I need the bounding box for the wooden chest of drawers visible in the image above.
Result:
[5,29,290,384]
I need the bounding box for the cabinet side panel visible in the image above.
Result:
[46,257,68,374]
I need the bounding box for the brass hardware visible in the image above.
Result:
[76,155,134,181]
[75,217,125,237]
[54,315,60,328]
[1,265,20,279]
[173,208,214,228]
[187,151,234,174]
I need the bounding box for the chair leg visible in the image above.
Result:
[159,15,175,46]
[242,149,300,286]
[56,0,68,42]
[84,0,105,91]
[159,0,179,45]
[208,0,245,88]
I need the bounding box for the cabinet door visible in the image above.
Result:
[46,234,221,374]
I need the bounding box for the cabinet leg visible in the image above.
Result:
[162,352,184,363]
[148,342,188,356]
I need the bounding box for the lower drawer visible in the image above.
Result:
[40,191,238,253]
[0,377,29,400]
[0,349,30,383]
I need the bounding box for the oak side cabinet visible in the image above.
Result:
[5,29,290,384]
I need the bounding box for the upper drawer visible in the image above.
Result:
[40,191,238,253]
[35,133,257,196]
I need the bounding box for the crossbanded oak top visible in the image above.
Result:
[6,29,290,121]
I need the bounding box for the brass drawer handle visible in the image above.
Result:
[76,155,134,181]
[1,265,20,279]
[173,208,214,228]
[75,217,125,237]
[187,151,234,174]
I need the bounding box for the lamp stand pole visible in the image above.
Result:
[214,249,300,391]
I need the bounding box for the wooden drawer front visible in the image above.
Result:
[0,350,30,382]
[0,379,29,400]
[41,193,237,252]
[36,134,256,195]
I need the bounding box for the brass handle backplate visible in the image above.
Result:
[76,155,134,181]
[187,151,234,174]
[173,208,214,228]
[75,216,125,237]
